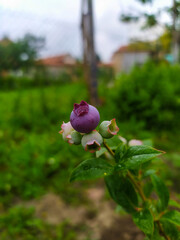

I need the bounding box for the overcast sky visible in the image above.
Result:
[0,0,171,61]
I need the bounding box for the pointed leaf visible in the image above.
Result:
[133,208,154,235]
[115,143,127,163]
[143,182,153,198]
[150,223,165,240]
[161,210,180,226]
[169,200,180,209]
[151,174,169,211]
[96,147,107,158]
[70,158,113,182]
[160,219,180,240]
[105,174,138,213]
[143,169,156,178]
[117,145,164,170]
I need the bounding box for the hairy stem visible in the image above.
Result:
[103,142,169,240]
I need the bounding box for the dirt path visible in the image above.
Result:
[23,188,144,240]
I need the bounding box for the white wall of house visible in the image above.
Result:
[112,52,149,74]
[121,52,149,72]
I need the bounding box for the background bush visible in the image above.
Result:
[111,61,180,132]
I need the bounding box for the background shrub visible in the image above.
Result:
[111,61,180,132]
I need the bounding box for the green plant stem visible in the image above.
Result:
[103,141,147,202]
[157,221,170,240]
[126,171,147,202]
[103,141,169,240]
[103,140,115,156]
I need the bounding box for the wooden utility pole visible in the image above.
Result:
[81,0,99,106]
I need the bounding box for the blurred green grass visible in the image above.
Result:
[0,83,93,205]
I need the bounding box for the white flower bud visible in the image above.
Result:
[81,131,103,153]
[99,119,119,139]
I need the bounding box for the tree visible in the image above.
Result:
[81,0,99,106]
[0,34,45,73]
[120,0,180,63]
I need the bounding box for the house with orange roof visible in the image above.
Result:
[111,45,149,73]
[37,54,77,77]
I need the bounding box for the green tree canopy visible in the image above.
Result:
[0,34,45,73]
[120,0,180,62]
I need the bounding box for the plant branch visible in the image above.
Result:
[157,221,170,240]
[127,171,147,202]
[103,140,115,156]
[103,141,170,240]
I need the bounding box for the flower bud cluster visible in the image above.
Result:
[59,101,119,153]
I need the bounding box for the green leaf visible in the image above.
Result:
[169,200,180,209]
[150,223,165,240]
[105,135,123,148]
[160,219,180,240]
[70,158,113,182]
[96,147,107,158]
[151,174,169,211]
[143,182,153,198]
[117,145,164,170]
[115,143,127,163]
[105,174,138,213]
[161,210,180,226]
[142,139,153,147]
[133,208,154,235]
[143,169,156,178]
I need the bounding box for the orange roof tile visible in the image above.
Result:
[113,45,149,55]
[37,54,76,67]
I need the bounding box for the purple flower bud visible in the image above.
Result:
[70,101,100,133]
[99,119,119,139]
[129,139,143,146]
[59,121,74,144]
[81,130,103,153]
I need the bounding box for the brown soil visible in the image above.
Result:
[22,187,144,240]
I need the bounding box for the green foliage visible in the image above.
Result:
[0,83,89,205]
[70,126,179,238]
[0,207,77,240]
[142,14,157,29]
[151,174,169,211]
[0,71,78,90]
[0,34,44,72]
[161,210,180,226]
[136,0,152,3]
[115,143,127,163]
[120,0,180,59]
[105,174,138,213]
[132,208,154,235]
[160,220,180,240]
[169,199,180,209]
[70,158,114,182]
[116,145,163,170]
[148,223,165,240]
[120,14,139,22]
[112,61,180,132]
